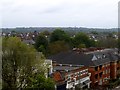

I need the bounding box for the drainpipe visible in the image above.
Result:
[79,71,81,89]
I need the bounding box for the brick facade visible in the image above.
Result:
[88,63,111,87]
[52,64,91,89]
[48,48,120,89]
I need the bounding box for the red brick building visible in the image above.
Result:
[52,64,91,89]
[89,63,111,87]
[117,60,120,77]
[48,48,120,88]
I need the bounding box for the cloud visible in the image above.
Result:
[1,0,119,28]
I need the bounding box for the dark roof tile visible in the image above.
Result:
[48,49,119,67]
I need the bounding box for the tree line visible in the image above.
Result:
[1,28,119,89]
[34,28,118,56]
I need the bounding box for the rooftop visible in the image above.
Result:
[48,48,119,67]
[53,66,80,71]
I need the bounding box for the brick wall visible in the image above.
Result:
[88,63,110,87]
[110,62,117,79]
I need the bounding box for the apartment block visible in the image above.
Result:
[51,64,91,90]
[48,48,120,88]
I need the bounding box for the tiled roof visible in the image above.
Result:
[52,71,63,82]
[48,49,119,67]
[48,51,94,66]
[53,66,79,71]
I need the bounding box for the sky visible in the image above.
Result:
[0,0,119,28]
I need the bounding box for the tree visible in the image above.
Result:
[78,44,86,48]
[41,30,51,36]
[34,34,48,55]
[73,32,96,47]
[48,41,69,55]
[118,40,120,50]
[2,37,47,89]
[97,38,118,48]
[91,31,98,35]
[50,28,70,43]
[28,74,55,90]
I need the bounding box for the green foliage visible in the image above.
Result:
[34,34,48,55]
[28,75,55,90]
[73,32,96,48]
[91,31,98,35]
[108,79,120,89]
[118,39,120,48]
[38,45,46,54]
[50,28,70,43]
[33,30,118,56]
[78,44,86,48]
[97,38,118,48]
[2,37,46,89]
[48,41,69,55]
[40,30,51,36]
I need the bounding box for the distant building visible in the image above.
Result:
[22,39,35,45]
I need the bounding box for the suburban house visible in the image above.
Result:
[51,64,91,90]
[48,48,120,88]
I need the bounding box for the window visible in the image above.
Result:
[82,70,86,75]
[99,65,102,70]
[77,72,79,76]
[70,64,72,67]
[95,66,98,71]
[108,69,110,73]
[106,70,108,74]
[117,61,120,64]
[99,72,103,78]
[103,54,106,58]
[95,74,98,79]
[80,71,83,75]
[67,75,71,81]
[117,67,120,70]
[97,55,101,59]
[75,73,77,77]
[103,71,105,74]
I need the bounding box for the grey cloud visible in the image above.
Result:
[1,0,118,28]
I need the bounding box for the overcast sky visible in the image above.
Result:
[1,0,119,28]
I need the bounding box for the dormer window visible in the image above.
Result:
[114,52,117,55]
[65,69,68,72]
[97,55,101,59]
[103,54,106,58]
[70,65,72,67]
[92,55,97,61]
[59,64,62,66]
